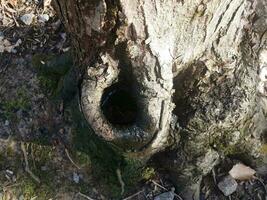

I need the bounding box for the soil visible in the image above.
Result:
[0,0,266,200]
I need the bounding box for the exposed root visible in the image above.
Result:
[76,192,95,200]
[64,148,81,169]
[122,190,145,200]
[20,142,40,184]
[116,168,125,195]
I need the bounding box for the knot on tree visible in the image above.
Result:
[81,46,174,156]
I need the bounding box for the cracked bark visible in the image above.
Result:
[54,0,267,196]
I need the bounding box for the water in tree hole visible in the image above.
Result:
[101,84,137,125]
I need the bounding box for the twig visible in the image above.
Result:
[151,180,183,200]
[64,148,81,169]
[116,168,125,195]
[12,14,19,27]
[122,190,145,200]
[21,142,40,184]
[0,183,21,191]
[76,192,95,200]
[212,168,217,185]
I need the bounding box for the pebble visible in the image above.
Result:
[41,165,48,171]
[20,13,34,25]
[38,14,49,23]
[73,172,80,183]
[4,120,9,126]
[217,175,238,196]
[154,189,175,200]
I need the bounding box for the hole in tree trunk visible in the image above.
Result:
[101,83,137,126]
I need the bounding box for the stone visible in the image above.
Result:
[154,191,174,200]
[73,172,79,183]
[41,165,48,171]
[217,175,238,196]
[20,13,34,25]
[4,120,9,126]
[38,14,49,23]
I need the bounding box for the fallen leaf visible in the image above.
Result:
[229,163,256,181]
[7,0,17,7]
[43,0,52,9]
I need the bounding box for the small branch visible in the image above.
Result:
[122,190,145,200]
[64,148,81,169]
[151,180,183,200]
[212,168,217,185]
[21,142,40,184]
[116,168,125,195]
[76,192,95,200]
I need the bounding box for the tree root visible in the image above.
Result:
[64,148,81,169]
[20,142,40,184]
[116,168,125,195]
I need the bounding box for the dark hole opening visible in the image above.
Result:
[101,83,137,125]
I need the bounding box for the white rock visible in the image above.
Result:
[260,49,267,65]
[217,175,238,196]
[4,120,9,126]
[38,14,49,23]
[20,13,35,25]
[229,163,256,181]
[259,67,267,82]
[154,191,174,200]
[73,172,80,183]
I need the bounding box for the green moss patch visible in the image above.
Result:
[32,52,75,99]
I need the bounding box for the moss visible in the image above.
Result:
[65,96,122,197]
[2,88,30,120]
[21,178,36,199]
[67,96,151,198]
[29,143,54,166]
[20,173,55,200]
[260,144,267,154]
[32,52,74,98]
[18,144,57,200]
[122,158,155,187]
[208,130,238,155]
[74,151,91,167]
[142,167,155,180]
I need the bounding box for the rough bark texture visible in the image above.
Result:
[54,0,267,195]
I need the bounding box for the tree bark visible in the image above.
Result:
[54,0,267,194]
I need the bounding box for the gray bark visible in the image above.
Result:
[54,0,267,192]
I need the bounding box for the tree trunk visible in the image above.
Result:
[53,0,267,194]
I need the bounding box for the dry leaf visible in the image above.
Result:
[43,0,52,9]
[8,0,17,7]
[229,163,256,181]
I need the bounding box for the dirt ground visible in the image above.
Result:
[0,0,266,200]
